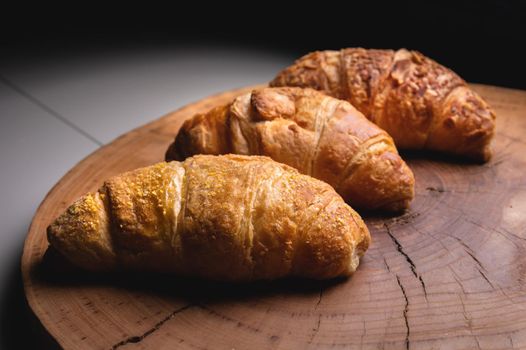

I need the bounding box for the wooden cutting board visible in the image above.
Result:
[22,84,526,350]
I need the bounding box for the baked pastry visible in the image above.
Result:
[47,155,371,281]
[270,48,496,161]
[166,87,415,212]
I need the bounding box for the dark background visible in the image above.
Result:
[1,1,526,89]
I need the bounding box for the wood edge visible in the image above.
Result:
[20,84,263,344]
[19,82,526,347]
[469,82,526,95]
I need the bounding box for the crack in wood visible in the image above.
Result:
[475,336,482,350]
[469,219,526,251]
[478,268,496,289]
[315,287,323,310]
[426,186,447,193]
[455,238,487,272]
[388,211,421,226]
[500,132,526,146]
[454,291,485,348]
[454,236,502,293]
[395,275,410,350]
[499,226,526,242]
[385,224,418,277]
[386,256,411,350]
[454,237,497,290]
[385,223,427,299]
[444,204,523,249]
[450,268,468,295]
[308,314,322,344]
[454,238,526,311]
[23,85,526,349]
[198,304,262,333]
[499,288,526,311]
[459,297,472,327]
[384,257,391,272]
[111,304,194,349]
[456,290,473,330]
[360,320,366,348]
[466,250,485,271]
[425,187,500,195]
[418,276,428,299]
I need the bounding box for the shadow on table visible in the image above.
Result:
[0,242,60,350]
[12,246,345,348]
[399,149,493,165]
[36,247,342,304]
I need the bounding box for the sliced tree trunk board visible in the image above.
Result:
[22,84,526,350]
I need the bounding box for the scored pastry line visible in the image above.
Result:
[103,180,142,266]
[333,134,390,191]
[319,51,342,98]
[161,165,173,250]
[195,121,208,153]
[98,187,117,261]
[227,116,247,154]
[339,50,352,101]
[347,209,362,273]
[100,182,124,262]
[227,93,252,155]
[366,49,396,125]
[309,96,339,176]
[294,190,339,274]
[235,93,261,155]
[173,160,192,267]
[170,164,186,262]
[297,188,335,233]
[250,166,288,276]
[238,162,261,273]
[318,51,332,93]
[292,180,336,275]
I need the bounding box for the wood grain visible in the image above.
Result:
[22,84,526,349]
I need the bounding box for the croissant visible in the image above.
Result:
[270,48,496,162]
[47,155,371,281]
[166,87,415,212]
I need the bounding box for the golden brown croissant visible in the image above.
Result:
[47,155,371,280]
[166,87,415,212]
[270,48,496,162]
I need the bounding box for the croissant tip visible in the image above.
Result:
[462,146,493,164]
[165,141,184,162]
[46,222,57,247]
[480,147,493,163]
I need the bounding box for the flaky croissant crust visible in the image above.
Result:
[270,48,496,162]
[47,155,371,281]
[167,87,415,212]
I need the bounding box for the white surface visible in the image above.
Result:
[0,81,99,282]
[0,46,293,329]
[0,78,101,348]
[1,46,292,144]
